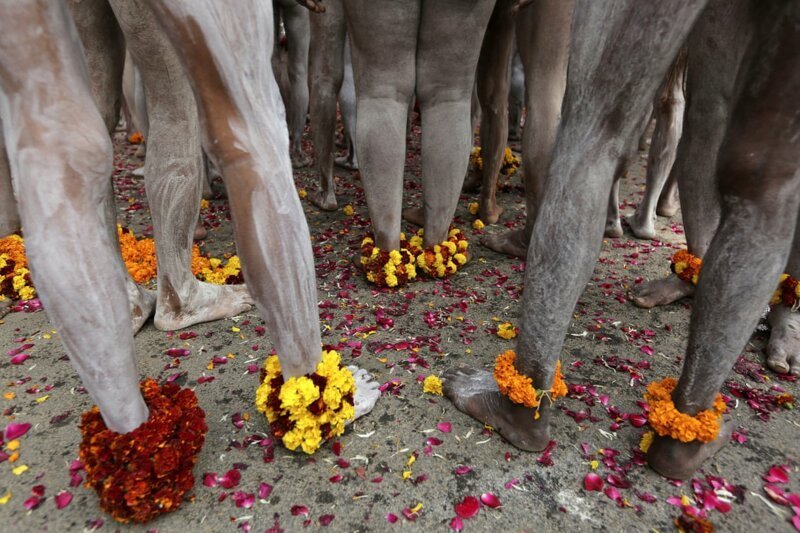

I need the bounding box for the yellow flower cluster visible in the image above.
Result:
[343,205,355,216]
[472,219,485,230]
[422,375,443,396]
[771,273,800,309]
[255,350,356,454]
[191,254,242,285]
[469,147,521,179]
[0,235,35,302]
[671,249,702,285]
[497,322,517,340]
[360,234,417,288]
[644,377,726,443]
[468,202,479,215]
[411,228,469,279]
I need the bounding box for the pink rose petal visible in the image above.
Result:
[5,422,31,440]
[437,422,452,433]
[386,513,398,524]
[10,354,29,365]
[55,490,72,509]
[584,473,603,492]
[449,516,464,531]
[258,482,273,499]
[480,492,501,508]
[202,472,219,487]
[764,465,789,484]
[291,505,309,517]
[454,496,480,519]
[319,515,335,527]
[454,465,473,476]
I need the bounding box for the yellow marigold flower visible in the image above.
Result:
[454,253,467,266]
[298,188,308,199]
[468,202,479,215]
[639,431,654,453]
[200,199,209,210]
[422,375,443,396]
[279,376,320,410]
[497,322,517,340]
[343,205,354,216]
[18,286,35,301]
[385,274,399,287]
[443,241,457,254]
[473,219,485,230]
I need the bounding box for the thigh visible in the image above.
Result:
[344,0,419,99]
[417,0,496,102]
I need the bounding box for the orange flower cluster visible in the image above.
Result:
[644,377,726,443]
[493,350,567,410]
[79,378,207,523]
[411,227,469,279]
[771,274,800,309]
[128,132,144,144]
[360,233,417,288]
[671,249,702,285]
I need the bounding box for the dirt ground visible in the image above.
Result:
[0,122,798,533]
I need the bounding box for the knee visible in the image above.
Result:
[717,141,799,205]
[416,80,470,109]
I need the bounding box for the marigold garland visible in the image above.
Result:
[79,378,207,523]
[493,350,567,411]
[644,377,726,444]
[255,350,356,454]
[128,132,144,144]
[469,147,521,180]
[671,249,702,285]
[410,227,469,279]
[671,249,800,311]
[360,234,417,288]
[771,274,800,310]
[0,234,35,302]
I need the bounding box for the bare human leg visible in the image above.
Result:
[445,0,707,451]
[481,0,574,258]
[632,0,755,308]
[308,0,346,211]
[628,49,687,240]
[649,8,800,477]
[278,0,312,168]
[0,0,148,433]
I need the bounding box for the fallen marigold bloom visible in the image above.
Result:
[422,375,443,396]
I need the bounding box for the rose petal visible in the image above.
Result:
[449,516,464,531]
[584,473,603,492]
[764,465,789,484]
[386,513,398,524]
[258,482,273,499]
[10,354,29,365]
[454,496,480,519]
[291,505,309,517]
[319,515,335,526]
[202,472,218,488]
[454,465,473,476]
[437,422,452,433]
[480,492,501,508]
[55,491,72,510]
[4,422,31,440]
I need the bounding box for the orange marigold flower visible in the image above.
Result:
[643,377,726,444]
[493,351,567,410]
[670,249,703,285]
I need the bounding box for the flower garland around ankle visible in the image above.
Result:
[469,146,521,179]
[255,350,356,454]
[79,378,207,523]
[670,249,702,285]
[360,233,417,288]
[0,234,35,302]
[493,350,567,417]
[772,274,800,310]
[644,377,726,443]
[410,227,469,278]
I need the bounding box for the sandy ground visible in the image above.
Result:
[0,123,798,533]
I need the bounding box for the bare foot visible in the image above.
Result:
[626,211,657,240]
[657,185,680,217]
[308,188,338,211]
[478,199,504,225]
[334,154,358,171]
[126,279,156,335]
[481,228,528,258]
[631,275,694,309]
[766,305,800,375]
[605,215,623,238]
[443,366,552,452]
[402,207,425,228]
[647,416,734,480]
[462,169,481,193]
[291,148,312,169]
[154,282,253,331]
[348,366,380,421]
[193,217,207,241]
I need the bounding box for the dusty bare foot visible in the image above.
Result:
[462,168,481,193]
[626,211,657,240]
[481,228,528,258]
[347,366,380,421]
[193,217,207,241]
[631,275,695,309]
[291,148,312,169]
[605,215,623,238]
[766,305,800,375]
[443,366,552,452]
[0,299,11,319]
[334,154,358,171]
[126,279,156,335]
[154,282,253,331]
[308,188,338,211]
[647,416,734,480]
[479,199,504,225]
[402,207,425,228]
[657,186,680,217]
